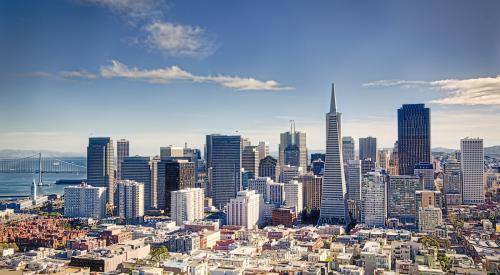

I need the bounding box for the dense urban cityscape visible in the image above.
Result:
[1,1,499,275]
[0,85,498,274]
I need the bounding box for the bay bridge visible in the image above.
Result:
[0,153,87,174]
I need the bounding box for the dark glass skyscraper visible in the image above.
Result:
[397,104,431,175]
[87,137,115,205]
[359,137,377,162]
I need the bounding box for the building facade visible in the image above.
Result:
[461,138,485,204]
[117,180,144,222]
[157,160,195,212]
[361,172,387,227]
[87,137,115,205]
[171,188,204,226]
[116,139,129,180]
[359,137,377,163]
[227,190,263,229]
[64,184,107,219]
[120,156,158,210]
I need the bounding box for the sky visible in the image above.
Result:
[0,0,499,156]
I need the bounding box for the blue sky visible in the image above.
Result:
[1,0,499,155]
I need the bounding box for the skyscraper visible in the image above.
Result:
[87,137,115,205]
[342,137,355,163]
[461,138,485,205]
[279,122,307,169]
[346,160,362,207]
[284,180,303,213]
[361,171,387,227]
[259,156,279,182]
[121,156,158,210]
[171,188,204,226]
[414,163,435,190]
[319,84,349,225]
[297,174,323,211]
[242,146,259,179]
[207,135,242,208]
[157,160,195,212]
[116,139,129,180]
[377,149,390,171]
[117,180,144,222]
[359,137,377,163]
[397,104,431,175]
[256,141,269,160]
[160,145,184,159]
[387,175,422,223]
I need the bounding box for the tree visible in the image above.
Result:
[150,246,169,263]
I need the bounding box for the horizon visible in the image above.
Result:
[1,0,499,155]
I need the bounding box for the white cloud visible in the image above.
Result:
[81,0,165,24]
[59,70,97,79]
[362,79,427,88]
[429,75,500,105]
[100,60,292,90]
[145,22,216,57]
[363,75,500,105]
[24,70,96,80]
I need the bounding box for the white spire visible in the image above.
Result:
[330,83,337,113]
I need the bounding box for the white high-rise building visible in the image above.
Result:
[319,84,349,225]
[361,172,387,227]
[227,190,263,229]
[64,184,106,219]
[267,182,285,205]
[171,188,204,226]
[117,180,145,221]
[284,180,303,213]
[248,177,273,202]
[460,138,485,204]
[257,141,270,160]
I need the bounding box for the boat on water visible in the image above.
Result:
[55,179,86,185]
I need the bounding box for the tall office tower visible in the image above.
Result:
[387,175,422,223]
[160,145,184,159]
[310,153,326,162]
[267,182,285,205]
[121,156,158,210]
[117,180,144,222]
[443,170,462,208]
[279,165,303,183]
[397,104,431,175]
[361,159,376,174]
[206,135,242,208]
[259,156,279,182]
[461,138,485,204]
[257,141,269,160]
[116,139,129,180]
[319,84,349,225]
[360,172,387,227]
[87,137,115,205]
[242,138,252,148]
[171,188,204,226]
[227,190,263,229]
[248,177,273,202]
[279,122,307,169]
[346,160,362,206]
[359,137,377,163]
[414,163,435,190]
[297,174,323,211]
[64,184,107,219]
[284,180,303,213]
[377,149,390,170]
[388,141,399,175]
[157,160,195,212]
[342,137,355,163]
[242,146,259,179]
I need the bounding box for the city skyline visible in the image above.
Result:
[1,0,499,155]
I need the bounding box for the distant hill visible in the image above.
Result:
[0,149,84,158]
[432,147,457,153]
[485,146,500,157]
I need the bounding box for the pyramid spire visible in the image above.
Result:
[330,83,337,113]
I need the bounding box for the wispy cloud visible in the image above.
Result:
[363,75,500,105]
[362,79,427,88]
[100,60,292,90]
[145,22,216,57]
[24,70,97,80]
[81,0,166,24]
[80,0,216,57]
